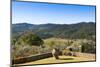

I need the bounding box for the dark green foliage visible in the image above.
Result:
[12,45,39,59]
[12,22,95,39]
[16,32,44,46]
[81,42,96,53]
[12,32,44,59]
[11,38,17,45]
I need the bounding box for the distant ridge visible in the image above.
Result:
[12,22,95,39]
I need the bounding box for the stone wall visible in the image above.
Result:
[12,52,95,64]
[12,52,52,64]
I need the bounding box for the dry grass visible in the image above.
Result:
[17,56,95,65]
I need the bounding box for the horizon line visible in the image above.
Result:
[12,21,95,25]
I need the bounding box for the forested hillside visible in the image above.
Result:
[12,22,95,39]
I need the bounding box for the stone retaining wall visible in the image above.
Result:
[12,52,95,64]
[12,52,52,64]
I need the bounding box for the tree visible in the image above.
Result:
[81,42,96,54]
[16,32,44,46]
[11,38,17,45]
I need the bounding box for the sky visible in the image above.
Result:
[12,1,96,24]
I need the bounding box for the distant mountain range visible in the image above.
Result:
[12,22,96,39]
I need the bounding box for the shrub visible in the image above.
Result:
[15,32,44,46]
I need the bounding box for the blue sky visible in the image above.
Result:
[12,1,96,24]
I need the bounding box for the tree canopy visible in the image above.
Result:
[15,32,44,46]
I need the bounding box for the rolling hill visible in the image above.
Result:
[12,22,96,39]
